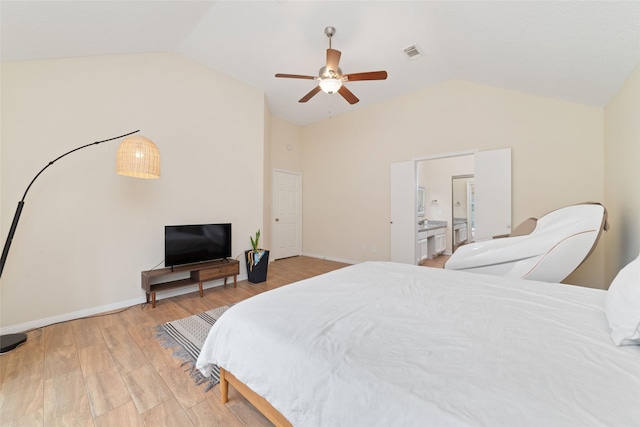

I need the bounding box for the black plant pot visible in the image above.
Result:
[245,250,269,283]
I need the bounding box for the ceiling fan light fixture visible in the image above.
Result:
[319,78,342,94]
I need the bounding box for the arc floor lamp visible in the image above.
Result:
[0,130,160,353]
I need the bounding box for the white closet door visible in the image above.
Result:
[272,170,302,260]
[390,161,416,264]
[474,148,512,241]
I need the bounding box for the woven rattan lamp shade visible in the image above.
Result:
[116,135,160,179]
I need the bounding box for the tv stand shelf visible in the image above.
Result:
[141,259,239,308]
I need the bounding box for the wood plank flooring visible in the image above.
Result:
[419,254,450,269]
[0,256,348,427]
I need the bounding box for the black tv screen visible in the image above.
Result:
[165,223,232,267]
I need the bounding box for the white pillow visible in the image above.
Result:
[605,254,640,346]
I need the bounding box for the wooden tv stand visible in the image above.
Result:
[141,259,239,308]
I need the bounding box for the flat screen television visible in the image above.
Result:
[165,223,232,267]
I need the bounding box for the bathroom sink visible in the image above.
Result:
[418,220,447,232]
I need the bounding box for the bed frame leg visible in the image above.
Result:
[220,367,229,403]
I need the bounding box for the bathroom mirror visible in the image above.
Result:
[452,175,475,252]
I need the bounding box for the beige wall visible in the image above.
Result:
[300,80,606,287]
[604,65,640,286]
[1,53,266,330]
[271,117,304,173]
[419,156,475,223]
[262,98,272,251]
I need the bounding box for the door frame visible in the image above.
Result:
[416,150,477,260]
[391,148,511,265]
[416,148,511,242]
[391,150,476,264]
[414,149,478,164]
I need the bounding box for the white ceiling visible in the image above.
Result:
[2,1,639,126]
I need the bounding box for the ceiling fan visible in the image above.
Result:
[275,26,388,105]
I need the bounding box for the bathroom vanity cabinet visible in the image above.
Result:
[417,222,447,262]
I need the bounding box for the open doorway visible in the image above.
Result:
[390,148,511,266]
[417,154,474,257]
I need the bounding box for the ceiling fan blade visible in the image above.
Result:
[275,73,316,80]
[299,86,322,103]
[326,49,342,73]
[343,71,388,82]
[338,85,359,105]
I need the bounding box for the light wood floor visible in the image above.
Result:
[419,254,450,269]
[0,256,348,427]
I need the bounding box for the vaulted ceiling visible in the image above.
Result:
[2,1,639,126]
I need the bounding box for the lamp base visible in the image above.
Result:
[0,333,27,353]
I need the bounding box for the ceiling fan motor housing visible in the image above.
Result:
[319,66,342,79]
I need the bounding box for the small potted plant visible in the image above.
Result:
[245,229,269,283]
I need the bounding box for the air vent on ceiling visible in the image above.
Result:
[402,44,424,60]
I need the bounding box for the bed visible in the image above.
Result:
[196,260,640,427]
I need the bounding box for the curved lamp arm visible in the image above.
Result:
[0,130,140,278]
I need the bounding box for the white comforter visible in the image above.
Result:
[196,261,640,427]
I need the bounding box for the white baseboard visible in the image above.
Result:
[301,252,358,265]
[0,297,146,335]
[0,274,248,335]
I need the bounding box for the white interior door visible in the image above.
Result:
[474,148,512,240]
[390,161,416,264]
[272,170,302,260]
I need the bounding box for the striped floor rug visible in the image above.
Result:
[156,305,231,391]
